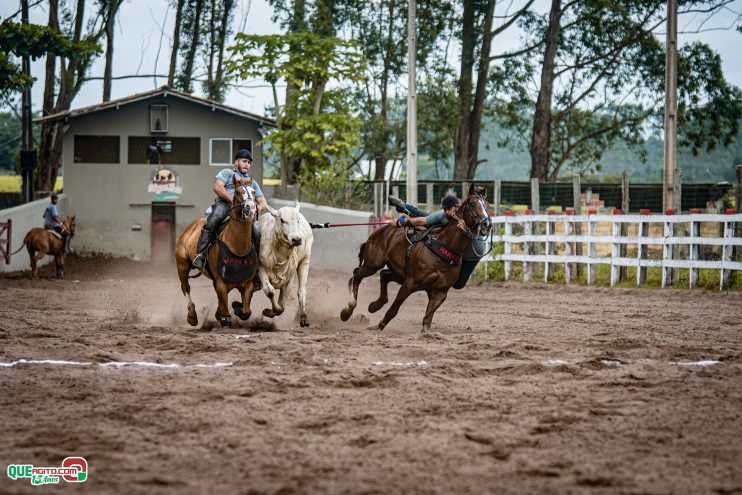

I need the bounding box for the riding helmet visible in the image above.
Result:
[234,149,253,161]
[441,195,459,209]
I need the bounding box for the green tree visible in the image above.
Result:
[494,0,741,180]
[226,32,365,195]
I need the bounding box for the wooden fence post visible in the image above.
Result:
[373,182,383,219]
[573,174,583,280]
[544,214,554,282]
[345,183,352,210]
[504,217,512,281]
[565,213,574,284]
[426,182,434,212]
[637,215,648,286]
[531,178,540,213]
[523,215,532,282]
[611,212,621,286]
[662,214,674,288]
[735,165,741,277]
[461,181,470,199]
[672,168,682,284]
[689,213,700,289]
[620,171,630,281]
[721,217,734,290]
[587,214,597,285]
[493,180,501,216]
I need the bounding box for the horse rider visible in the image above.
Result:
[43,193,69,251]
[387,194,486,289]
[192,149,267,282]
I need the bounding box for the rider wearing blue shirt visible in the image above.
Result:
[43,194,63,232]
[388,194,486,289]
[192,149,268,270]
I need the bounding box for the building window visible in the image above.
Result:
[150,105,168,133]
[209,138,252,166]
[74,135,120,163]
[128,137,200,165]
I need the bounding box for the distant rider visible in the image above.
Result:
[43,193,69,251]
[388,194,485,289]
[192,149,268,287]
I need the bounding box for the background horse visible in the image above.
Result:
[174,176,258,327]
[12,216,76,278]
[340,184,491,333]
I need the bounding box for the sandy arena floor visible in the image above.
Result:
[1,255,741,494]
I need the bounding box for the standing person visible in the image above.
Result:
[192,149,268,278]
[387,194,486,289]
[147,139,164,164]
[43,193,69,251]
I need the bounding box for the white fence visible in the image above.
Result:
[482,212,742,290]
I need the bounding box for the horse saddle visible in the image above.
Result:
[404,225,462,268]
[216,240,258,283]
[46,229,63,240]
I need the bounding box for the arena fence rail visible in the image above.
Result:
[481,210,742,290]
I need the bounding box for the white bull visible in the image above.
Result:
[257,202,313,327]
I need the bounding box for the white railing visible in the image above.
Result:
[481,212,742,290]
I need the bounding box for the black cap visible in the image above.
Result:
[441,195,459,209]
[234,149,252,161]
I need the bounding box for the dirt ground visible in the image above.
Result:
[1,255,741,495]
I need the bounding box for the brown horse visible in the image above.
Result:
[11,216,76,278]
[340,184,491,333]
[174,175,258,328]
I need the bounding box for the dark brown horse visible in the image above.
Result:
[174,175,258,328]
[12,216,76,278]
[340,184,491,333]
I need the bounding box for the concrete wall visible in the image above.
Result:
[270,198,374,272]
[0,194,68,273]
[63,95,266,259]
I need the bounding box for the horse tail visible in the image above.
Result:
[357,242,366,266]
[10,232,32,256]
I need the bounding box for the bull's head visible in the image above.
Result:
[268,204,303,247]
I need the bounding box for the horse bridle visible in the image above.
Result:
[228,185,257,222]
[452,193,494,257]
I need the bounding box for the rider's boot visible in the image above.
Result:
[192,227,212,269]
[251,223,262,290]
[388,195,410,215]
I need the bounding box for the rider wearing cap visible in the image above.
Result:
[192,149,268,270]
[387,194,486,289]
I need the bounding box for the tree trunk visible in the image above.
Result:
[182,0,204,93]
[530,0,562,180]
[453,0,475,180]
[213,0,234,102]
[37,0,59,193]
[465,0,495,179]
[282,0,306,187]
[168,0,185,87]
[102,8,115,101]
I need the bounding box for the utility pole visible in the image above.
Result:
[20,0,36,203]
[663,0,679,213]
[406,0,417,204]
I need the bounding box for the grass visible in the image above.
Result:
[0,175,64,193]
[473,241,742,291]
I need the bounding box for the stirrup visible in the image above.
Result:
[192,253,206,269]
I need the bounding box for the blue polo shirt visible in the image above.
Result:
[43,203,61,229]
[215,168,264,198]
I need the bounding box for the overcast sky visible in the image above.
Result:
[1,0,741,116]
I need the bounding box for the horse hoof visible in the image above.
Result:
[368,300,385,313]
[340,308,353,321]
[300,317,310,327]
[238,311,251,321]
[219,315,232,327]
[187,313,198,326]
[262,308,275,318]
[232,301,243,313]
